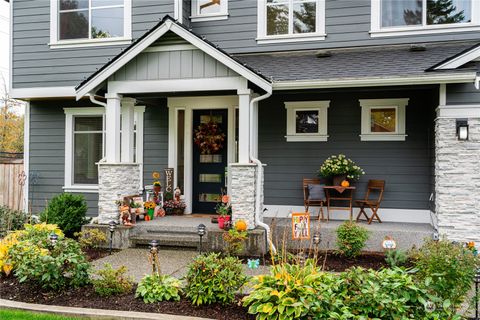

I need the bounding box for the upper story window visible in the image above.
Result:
[50,0,132,48]
[371,0,480,37]
[191,0,228,22]
[257,0,326,44]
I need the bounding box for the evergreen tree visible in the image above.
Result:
[427,0,466,24]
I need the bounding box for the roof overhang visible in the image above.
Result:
[272,72,477,90]
[75,16,272,100]
[428,43,480,71]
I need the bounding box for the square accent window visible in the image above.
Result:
[50,0,132,48]
[257,0,326,43]
[285,101,329,142]
[359,99,409,141]
[371,0,479,37]
[191,0,228,22]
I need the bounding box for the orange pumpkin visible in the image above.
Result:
[144,215,150,221]
[341,180,350,188]
[235,219,248,232]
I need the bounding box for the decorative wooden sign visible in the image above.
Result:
[382,236,397,250]
[164,168,174,193]
[292,213,310,240]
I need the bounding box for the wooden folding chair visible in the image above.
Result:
[355,180,385,224]
[303,178,325,221]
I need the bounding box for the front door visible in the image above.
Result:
[192,109,228,213]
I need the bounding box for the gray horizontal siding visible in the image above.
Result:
[12,0,174,88]
[259,86,437,210]
[446,83,480,105]
[142,101,169,188]
[191,0,480,53]
[111,48,238,81]
[29,101,99,217]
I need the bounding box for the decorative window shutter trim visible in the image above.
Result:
[284,100,330,142]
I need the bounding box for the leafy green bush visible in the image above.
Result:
[0,205,28,237]
[135,274,182,303]
[40,193,88,237]
[9,226,90,290]
[222,229,248,256]
[92,264,133,296]
[74,228,107,250]
[336,221,369,258]
[385,249,408,268]
[410,239,479,309]
[184,252,246,305]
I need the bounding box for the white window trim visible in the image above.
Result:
[190,0,229,22]
[63,106,145,193]
[359,98,409,141]
[370,0,480,37]
[49,0,132,49]
[257,0,326,44]
[285,101,329,142]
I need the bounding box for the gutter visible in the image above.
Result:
[249,91,276,255]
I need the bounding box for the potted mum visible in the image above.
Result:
[318,154,365,186]
[216,195,232,229]
[144,201,156,220]
[163,199,186,215]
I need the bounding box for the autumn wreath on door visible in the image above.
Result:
[194,120,226,154]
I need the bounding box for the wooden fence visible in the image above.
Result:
[0,159,24,211]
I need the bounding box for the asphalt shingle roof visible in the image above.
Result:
[234,42,480,82]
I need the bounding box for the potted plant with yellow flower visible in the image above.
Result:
[144,201,156,220]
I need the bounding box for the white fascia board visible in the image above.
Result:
[10,86,76,99]
[433,45,480,70]
[272,73,477,90]
[76,19,272,99]
[436,104,480,118]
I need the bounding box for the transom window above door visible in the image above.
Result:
[50,0,132,48]
[257,0,326,44]
[371,0,480,37]
[191,0,229,22]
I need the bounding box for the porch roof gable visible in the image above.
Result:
[75,15,272,100]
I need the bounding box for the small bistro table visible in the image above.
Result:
[323,186,356,221]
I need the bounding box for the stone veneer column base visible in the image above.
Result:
[229,163,264,230]
[435,118,480,243]
[97,163,141,224]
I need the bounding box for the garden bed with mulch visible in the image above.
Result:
[0,278,253,320]
[317,251,389,271]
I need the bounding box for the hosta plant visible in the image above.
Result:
[135,274,182,303]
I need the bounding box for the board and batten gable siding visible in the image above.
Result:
[258,86,437,210]
[191,0,480,53]
[110,49,238,81]
[446,83,480,105]
[12,0,174,88]
[29,100,170,217]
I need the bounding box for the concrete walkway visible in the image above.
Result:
[92,248,270,283]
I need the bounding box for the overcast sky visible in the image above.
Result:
[0,0,9,92]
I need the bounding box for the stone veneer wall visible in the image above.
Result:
[98,163,142,224]
[229,163,264,230]
[435,118,480,243]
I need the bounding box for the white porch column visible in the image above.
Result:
[121,97,136,163]
[105,93,122,163]
[237,89,252,163]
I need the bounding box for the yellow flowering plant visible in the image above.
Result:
[318,154,365,181]
[144,201,156,210]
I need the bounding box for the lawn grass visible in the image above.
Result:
[0,309,84,320]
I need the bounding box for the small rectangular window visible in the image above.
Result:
[285,101,329,142]
[370,108,396,133]
[359,99,408,141]
[191,0,228,22]
[73,116,103,184]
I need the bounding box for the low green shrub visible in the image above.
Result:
[40,193,88,237]
[385,249,408,268]
[135,274,182,303]
[92,263,133,296]
[74,228,107,250]
[336,221,369,258]
[184,252,246,305]
[410,239,479,310]
[9,224,90,290]
[0,205,28,236]
[222,228,248,256]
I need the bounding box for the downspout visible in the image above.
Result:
[249,91,276,254]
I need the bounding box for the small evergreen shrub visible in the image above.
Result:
[184,252,246,305]
[74,228,107,250]
[222,229,248,256]
[92,264,133,296]
[40,193,88,237]
[385,249,408,268]
[410,239,479,310]
[336,221,369,258]
[0,205,28,236]
[135,274,182,303]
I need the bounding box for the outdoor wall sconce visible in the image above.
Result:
[108,221,116,255]
[49,232,58,246]
[456,119,469,140]
[197,224,206,253]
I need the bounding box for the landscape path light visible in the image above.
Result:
[149,239,161,275]
[197,223,206,254]
[49,232,58,247]
[108,220,116,255]
[312,233,321,259]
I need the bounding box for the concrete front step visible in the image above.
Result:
[130,232,201,248]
